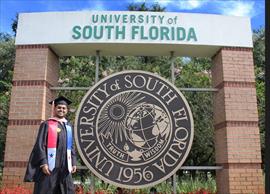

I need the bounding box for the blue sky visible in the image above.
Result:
[0,0,265,35]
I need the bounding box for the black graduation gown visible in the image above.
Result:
[24,119,76,194]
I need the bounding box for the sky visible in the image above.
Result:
[0,0,265,35]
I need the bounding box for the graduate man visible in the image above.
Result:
[24,96,77,194]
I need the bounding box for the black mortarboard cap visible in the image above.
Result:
[49,96,72,106]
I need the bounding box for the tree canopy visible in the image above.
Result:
[253,28,265,166]
[0,33,15,168]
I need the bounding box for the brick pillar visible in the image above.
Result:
[2,45,59,190]
[211,47,264,193]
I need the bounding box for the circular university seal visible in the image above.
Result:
[75,71,194,188]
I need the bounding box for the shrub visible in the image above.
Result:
[0,185,31,194]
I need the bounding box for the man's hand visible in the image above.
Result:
[72,166,76,173]
[41,164,51,175]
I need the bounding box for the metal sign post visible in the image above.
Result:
[95,50,100,83]
[170,51,177,194]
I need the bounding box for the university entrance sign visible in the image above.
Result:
[4,9,262,193]
[15,11,252,56]
[75,71,194,188]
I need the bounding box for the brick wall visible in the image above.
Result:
[2,45,59,189]
[212,47,264,193]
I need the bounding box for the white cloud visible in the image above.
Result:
[176,0,209,10]
[90,2,106,11]
[132,0,146,3]
[217,1,256,17]
[83,1,106,11]
[155,0,172,6]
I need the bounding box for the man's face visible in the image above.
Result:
[54,104,68,118]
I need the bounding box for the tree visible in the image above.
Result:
[0,33,15,170]
[173,57,215,169]
[253,28,265,167]
[57,56,96,121]
[128,2,166,12]
[12,14,18,36]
